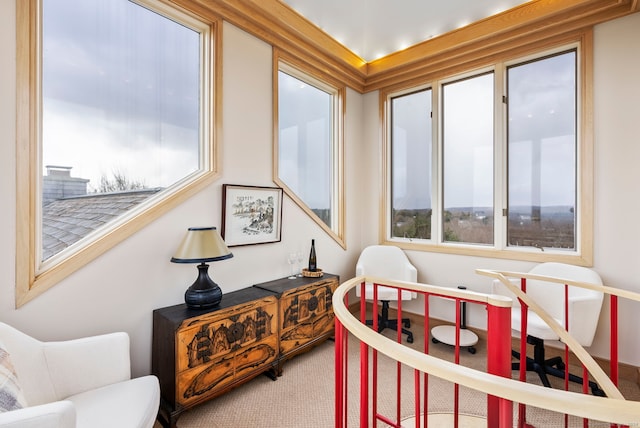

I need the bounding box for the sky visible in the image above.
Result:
[392,50,576,210]
[42,0,202,191]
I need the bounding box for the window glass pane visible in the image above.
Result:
[507,51,576,250]
[390,89,432,240]
[41,0,202,262]
[278,70,333,228]
[442,73,494,244]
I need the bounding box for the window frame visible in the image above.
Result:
[381,36,593,266]
[15,0,222,307]
[273,50,346,249]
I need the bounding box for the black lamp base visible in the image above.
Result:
[184,263,222,309]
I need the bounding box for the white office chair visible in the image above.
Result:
[492,262,604,395]
[355,245,418,343]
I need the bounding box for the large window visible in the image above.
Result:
[16,0,219,306]
[442,73,495,245]
[274,55,345,247]
[385,46,590,263]
[390,88,432,241]
[507,52,577,250]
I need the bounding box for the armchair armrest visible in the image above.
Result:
[0,400,75,428]
[43,332,131,400]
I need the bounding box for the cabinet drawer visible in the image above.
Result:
[280,311,334,354]
[176,335,278,407]
[177,353,235,407]
[279,281,334,329]
[176,297,277,373]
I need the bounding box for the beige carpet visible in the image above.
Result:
[156,326,640,428]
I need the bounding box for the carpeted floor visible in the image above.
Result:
[155,324,640,428]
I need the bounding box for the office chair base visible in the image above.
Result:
[513,336,605,396]
[365,300,413,343]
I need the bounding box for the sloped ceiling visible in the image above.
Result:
[281,0,531,61]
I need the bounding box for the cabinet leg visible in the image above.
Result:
[264,368,278,381]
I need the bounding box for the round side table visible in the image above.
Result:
[430,286,479,354]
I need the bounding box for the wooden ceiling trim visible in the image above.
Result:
[375,29,591,96]
[366,0,626,76]
[172,0,638,94]
[182,0,367,91]
[364,0,638,92]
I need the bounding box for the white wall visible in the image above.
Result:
[1,0,639,376]
[0,5,365,376]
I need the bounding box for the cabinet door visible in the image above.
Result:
[279,278,337,354]
[175,296,278,406]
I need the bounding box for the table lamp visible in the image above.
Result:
[171,227,233,309]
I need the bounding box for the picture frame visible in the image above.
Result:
[221,184,283,247]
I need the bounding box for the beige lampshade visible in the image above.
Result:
[171,227,233,264]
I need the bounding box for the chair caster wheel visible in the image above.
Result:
[407,335,414,344]
[468,347,476,354]
[432,337,439,344]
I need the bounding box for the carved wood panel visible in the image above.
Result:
[175,296,278,406]
[278,278,337,355]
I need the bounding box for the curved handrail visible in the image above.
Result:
[333,276,640,425]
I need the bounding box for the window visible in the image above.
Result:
[390,88,432,240]
[384,45,591,264]
[507,51,577,250]
[16,0,219,306]
[274,55,345,247]
[442,73,494,245]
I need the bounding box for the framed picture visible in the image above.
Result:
[221,184,283,247]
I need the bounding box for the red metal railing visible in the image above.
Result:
[333,274,640,428]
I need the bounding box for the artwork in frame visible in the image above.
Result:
[222,184,283,247]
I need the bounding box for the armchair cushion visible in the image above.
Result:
[0,343,27,412]
[67,376,159,428]
[0,401,75,428]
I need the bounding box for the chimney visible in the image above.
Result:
[42,165,90,204]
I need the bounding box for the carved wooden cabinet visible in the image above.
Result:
[153,287,278,428]
[253,273,339,374]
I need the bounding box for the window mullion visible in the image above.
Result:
[432,84,442,244]
[494,64,507,251]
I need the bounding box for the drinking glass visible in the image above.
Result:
[296,251,305,277]
[287,253,297,279]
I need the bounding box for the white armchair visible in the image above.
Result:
[355,245,418,343]
[0,322,160,428]
[491,262,604,394]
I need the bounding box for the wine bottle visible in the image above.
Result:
[308,239,317,272]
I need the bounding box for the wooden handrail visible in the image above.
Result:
[333,276,640,425]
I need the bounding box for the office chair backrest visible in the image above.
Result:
[355,245,417,282]
[524,262,604,346]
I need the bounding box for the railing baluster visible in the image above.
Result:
[334,316,344,428]
[396,288,402,426]
[372,283,378,427]
[424,291,430,428]
[454,297,461,428]
[487,297,513,428]
[518,277,528,428]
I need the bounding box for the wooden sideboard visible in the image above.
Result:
[152,274,339,427]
